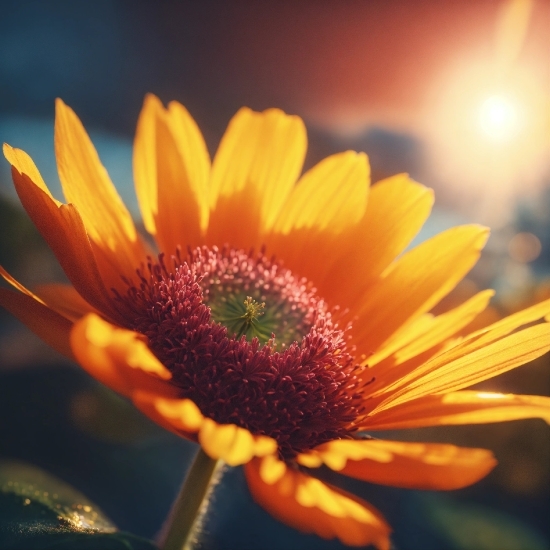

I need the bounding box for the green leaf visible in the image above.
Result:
[0,461,157,550]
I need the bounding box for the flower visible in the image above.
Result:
[2,96,550,549]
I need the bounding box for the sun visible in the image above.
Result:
[479,95,519,142]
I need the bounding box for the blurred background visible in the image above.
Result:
[0,1,549,549]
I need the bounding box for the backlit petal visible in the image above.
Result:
[390,290,495,365]
[54,99,146,286]
[33,283,99,322]
[265,151,369,297]
[374,323,550,412]
[322,175,434,312]
[245,457,391,549]
[71,314,174,398]
[352,225,489,355]
[322,174,434,311]
[131,392,204,440]
[135,395,277,465]
[207,107,306,248]
[0,288,74,359]
[267,174,434,316]
[133,93,160,234]
[272,151,369,235]
[198,418,277,466]
[297,439,496,490]
[362,391,550,430]
[152,102,207,252]
[3,145,120,319]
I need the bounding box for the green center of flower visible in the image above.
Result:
[206,289,307,347]
[209,295,267,341]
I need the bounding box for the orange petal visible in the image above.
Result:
[352,225,489,355]
[464,297,550,347]
[33,283,99,322]
[366,298,550,400]
[389,289,495,366]
[133,94,161,235]
[320,175,435,312]
[54,99,146,287]
[323,174,435,310]
[207,107,306,249]
[297,439,496,491]
[244,457,391,549]
[1,267,96,323]
[152,102,207,252]
[71,313,175,399]
[267,174,433,316]
[3,145,120,319]
[373,322,550,413]
[265,151,369,298]
[132,392,203,441]
[140,395,277,466]
[0,287,74,360]
[272,151,369,235]
[198,418,277,466]
[366,313,436,367]
[362,391,550,431]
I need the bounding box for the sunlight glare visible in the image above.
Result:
[479,95,519,142]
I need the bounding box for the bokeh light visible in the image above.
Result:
[508,232,542,263]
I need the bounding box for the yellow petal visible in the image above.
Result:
[71,314,174,399]
[369,289,495,368]
[1,267,98,323]
[130,392,202,441]
[374,323,550,412]
[393,289,495,364]
[366,313,435,367]
[139,396,277,465]
[367,297,550,400]
[3,142,51,196]
[207,107,306,248]
[273,151,369,235]
[54,99,146,284]
[198,418,277,466]
[133,94,160,234]
[152,104,206,252]
[317,174,435,312]
[334,174,434,297]
[3,145,120,319]
[362,391,550,430]
[298,439,496,491]
[245,457,391,549]
[352,225,489,355]
[265,151,369,301]
[152,397,205,432]
[466,297,550,347]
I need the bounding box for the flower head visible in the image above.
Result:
[2,95,550,549]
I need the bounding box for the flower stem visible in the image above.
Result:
[160,449,223,550]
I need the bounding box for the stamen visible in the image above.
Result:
[216,296,267,340]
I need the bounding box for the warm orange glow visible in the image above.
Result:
[425,58,548,225]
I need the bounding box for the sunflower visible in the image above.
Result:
[2,96,550,550]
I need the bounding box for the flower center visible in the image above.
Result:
[116,246,364,458]
[189,246,316,349]
[213,295,266,341]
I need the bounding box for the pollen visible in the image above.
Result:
[115,246,365,458]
